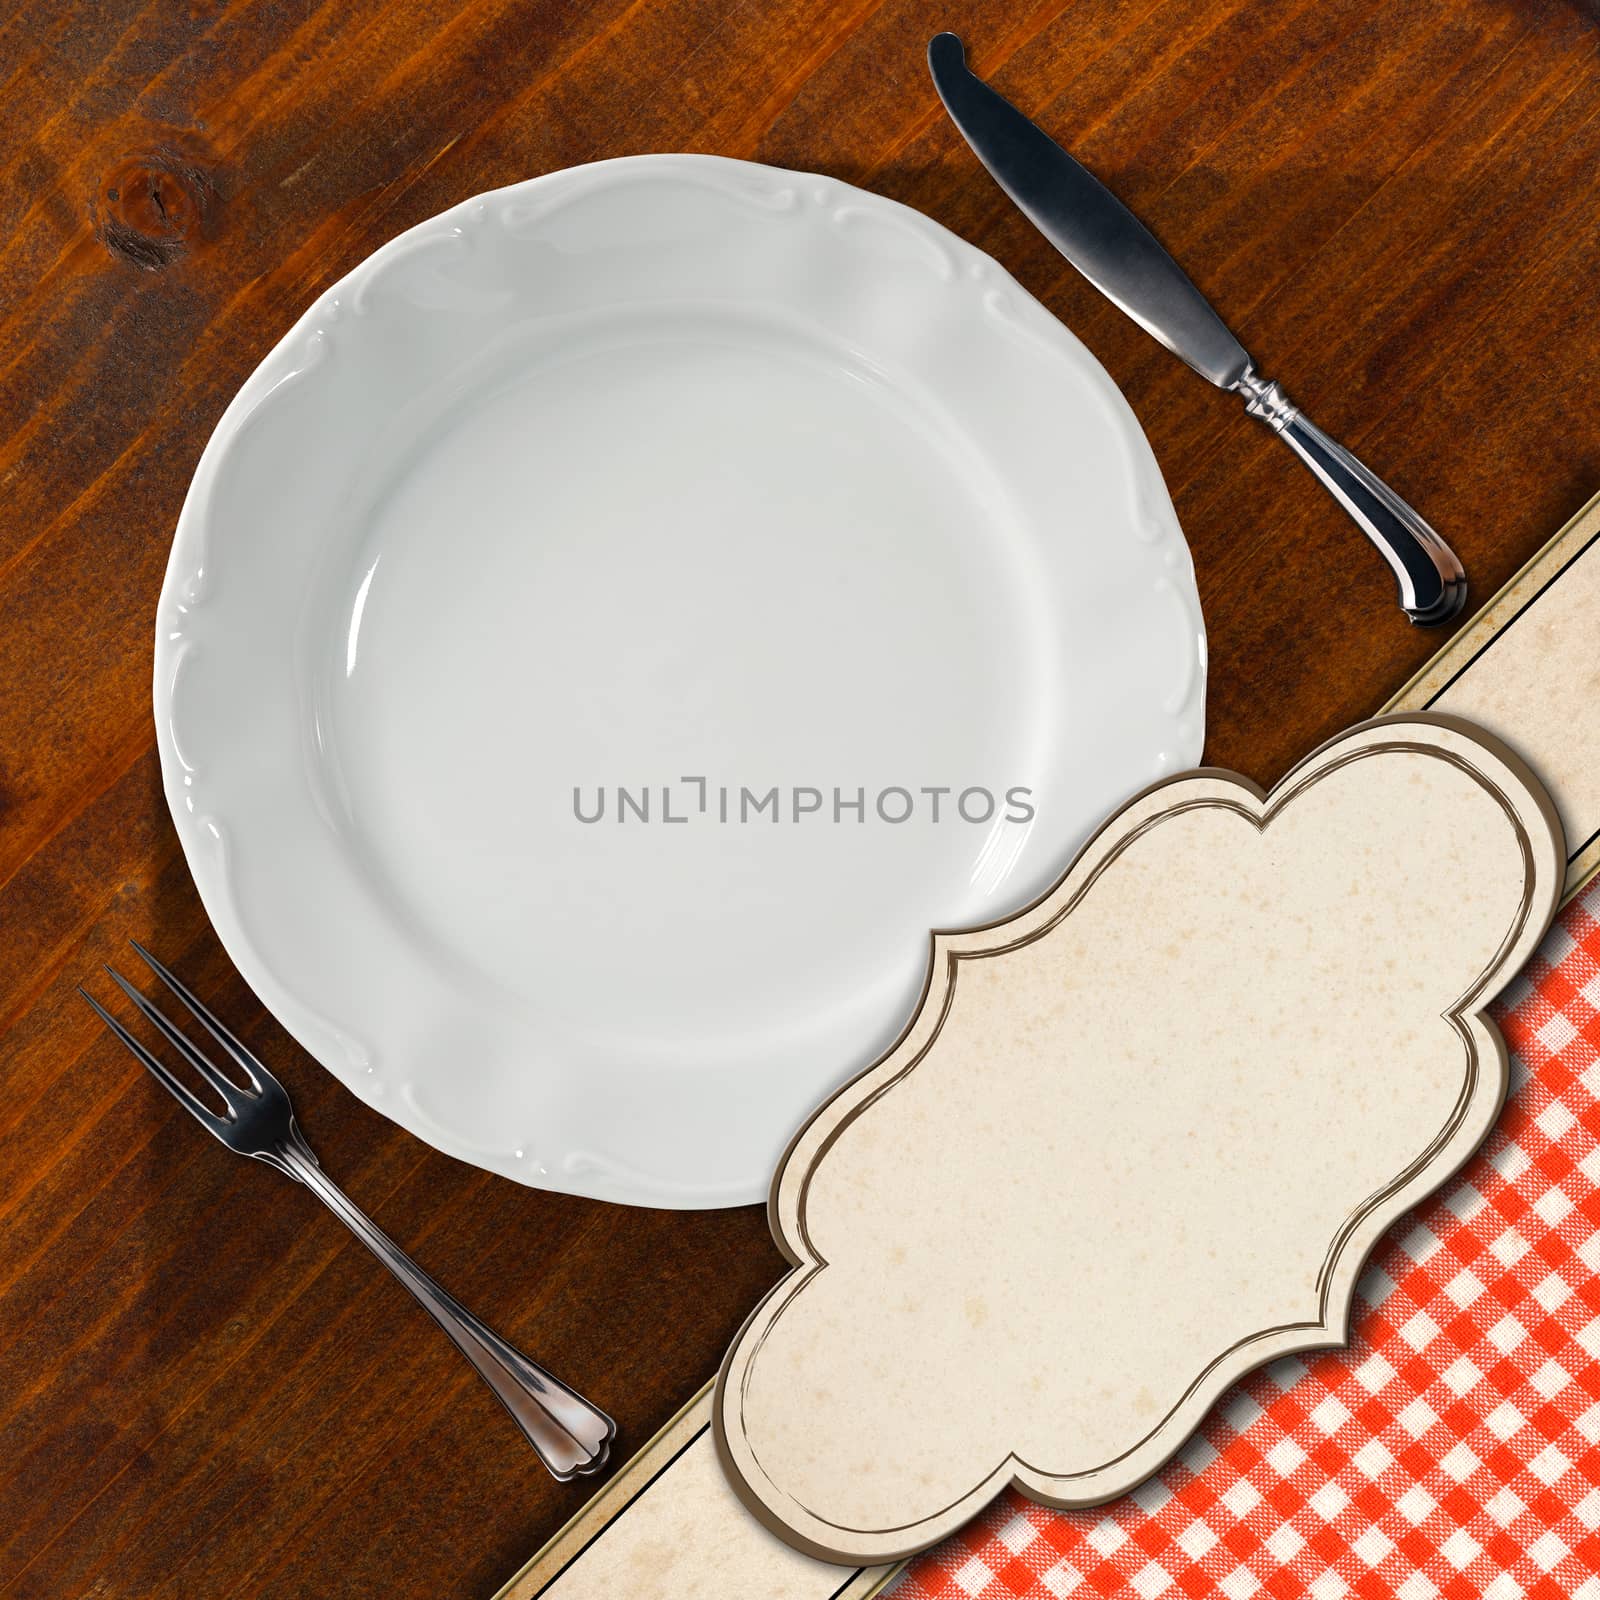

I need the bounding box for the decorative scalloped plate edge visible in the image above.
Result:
[153,154,1206,1206]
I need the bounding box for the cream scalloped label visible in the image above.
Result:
[713,714,1564,1564]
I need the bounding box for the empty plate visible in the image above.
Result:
[156,155,1204,1207]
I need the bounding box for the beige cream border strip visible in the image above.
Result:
[492,1383,900,1599]
[1385,487,1600,905]
[494,488,1600,1599]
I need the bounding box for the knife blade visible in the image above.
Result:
[928,32,1467,625]
[928,31,1248,389]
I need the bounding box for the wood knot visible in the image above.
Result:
[97,147,215,270]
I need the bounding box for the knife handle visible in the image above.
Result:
[1236,375,1467,626]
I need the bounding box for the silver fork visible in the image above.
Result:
[81,942,614,1480]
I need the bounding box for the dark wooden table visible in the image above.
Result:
[3,2,1598,1595]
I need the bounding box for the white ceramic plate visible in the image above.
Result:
[156,155,1204,1208]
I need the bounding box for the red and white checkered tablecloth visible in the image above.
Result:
[890,880,1600,1600]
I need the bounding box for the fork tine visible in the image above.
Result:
[104,966,246,1113]
[78,986,228,1133]
[128,941,268,1091]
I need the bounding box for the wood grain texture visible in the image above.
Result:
[1,2,1596,1595]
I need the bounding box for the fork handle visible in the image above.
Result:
[278,1144,614,1479]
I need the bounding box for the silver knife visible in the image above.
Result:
[928,32,1467,625]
